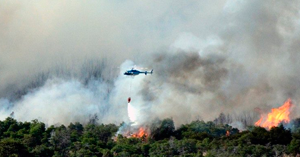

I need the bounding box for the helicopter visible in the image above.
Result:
[124,67,153,103]
[124,68,153,76]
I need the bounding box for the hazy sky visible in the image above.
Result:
[1,0,300,126]
[0,1,228,86]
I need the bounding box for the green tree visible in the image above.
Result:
[288,131,300,155]
[151,118,175,141]
[269,125,292,145]
[1,117,18,138]
[249,127,269,145]
[0,138,30,157]
[49,125,71,157]
[149,140,178,156]
[31,144,54,157]
[68,122,83,142]
[176,139,198,155]
[29,120,46,145]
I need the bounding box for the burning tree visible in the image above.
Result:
[255,99,293,129]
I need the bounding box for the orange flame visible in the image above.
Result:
[226,130,230,137]
[131,127,148,138]
[255,98,293,129]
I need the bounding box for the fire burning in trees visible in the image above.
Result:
[115,102,149,140]
[131,127,148,138]
[255,99,293,129]
[126,102,149,139]
[116,126,149,140]
[226,130,230,137]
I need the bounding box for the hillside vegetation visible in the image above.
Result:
[0,117,300,157]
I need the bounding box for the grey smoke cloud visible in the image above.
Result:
[1,0,300,127]
[0,0,230,94]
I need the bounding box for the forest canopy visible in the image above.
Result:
[0,117,300,157]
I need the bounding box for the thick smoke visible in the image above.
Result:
[1,1,300,127]
[1,78,110,124]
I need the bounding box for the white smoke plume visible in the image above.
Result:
[1,1,300,128]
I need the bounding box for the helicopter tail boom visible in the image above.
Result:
[144,69,153,75]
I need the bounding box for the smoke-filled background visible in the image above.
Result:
[1,0,300,128]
